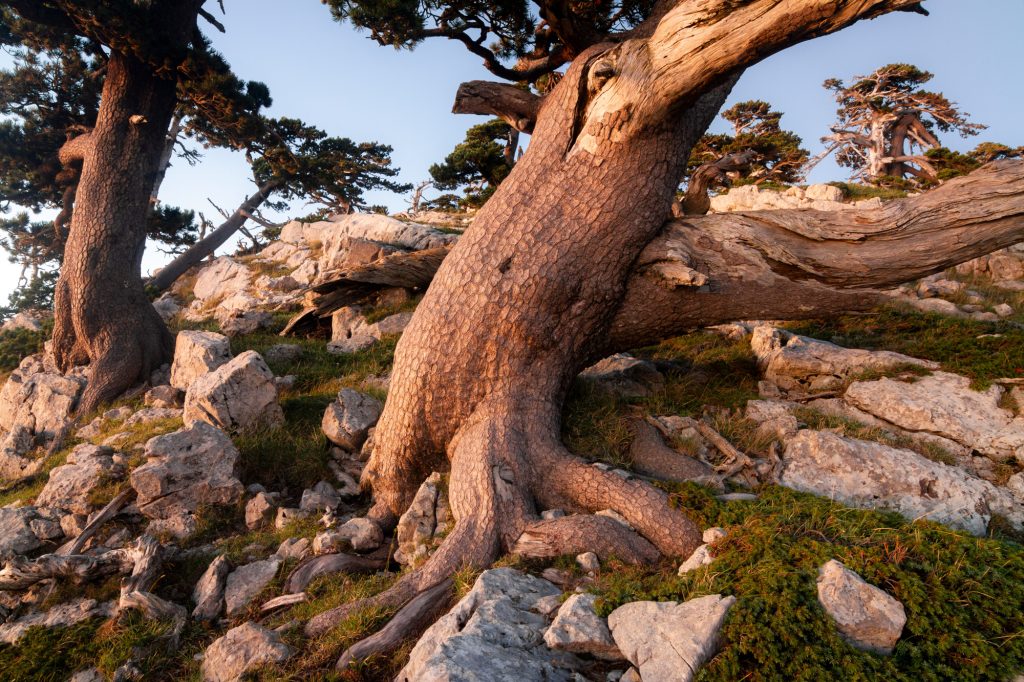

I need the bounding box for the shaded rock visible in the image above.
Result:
[201,621,293,682]
[398,568,582,682]
[224,558,282,617]
[144,385,184,409]
[275,507,308,530]
[152,293,181,322]
[217,310,273,337]
[299,481,341,513]
[544,593,623,660]
[368,311,413,337]
[0,598,116,644]
[184,351,284,433]
[781,430,1023,535]
[35,443,118,514]
[576,551,600,573]
[751,326,936,394]
[193,555,230,621]
[313,517,383,554]
[245,492,277,530]
[130,422,243,536]
[608,594,735,682]
[276,537,311,561]
[817,559,906,654]
[745,399,800,440]
[845,371,1024,463]
[0,507,44,559]
[326,334,377,355]
[321,388,382,451]
[394,472,451,565]
[579,354,664,399]
[169,331,232,391]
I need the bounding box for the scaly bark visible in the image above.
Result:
[323,0,933,665]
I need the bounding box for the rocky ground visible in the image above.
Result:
[1,188,1024,680]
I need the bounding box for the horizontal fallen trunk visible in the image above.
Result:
[0,536,158,591]
[294,160,1024,348]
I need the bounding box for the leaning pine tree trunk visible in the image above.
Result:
[312,0,949,661]
[51,53,180,412]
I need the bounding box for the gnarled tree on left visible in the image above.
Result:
[0,1,257,413]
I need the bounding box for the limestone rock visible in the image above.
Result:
[184,351,284,433]
[224,558,282,617]
[845,372,1024,463]
[321,388,382,451]
[35,443,118,514]
[144,384,184,409]
[193,555,230,621]
[192,257,252,303]
[201,621,293,682]
[299,480,342,513]
[781,430,1023,535]
[398,568,582,681]
[245,492,277,530]
[609,595,735,682]
[276,537,311,561]
[751,326,936,394]
[817,560,906,654]
[576,551,600,573]
[169,331,232,391]
[0,507,44,559]
[544,593,623,660]
[313,517,383,554]
[579,354,665,399]
[130,422,243,536]
[394,472,451,565]
[262,343,303,365]
[677,544,714,575]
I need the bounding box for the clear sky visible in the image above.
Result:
[1,0,1022,302]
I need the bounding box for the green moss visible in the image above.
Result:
[587,485,1024,682]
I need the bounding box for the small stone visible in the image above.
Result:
[201,621,293,682]
[596,509,632,529]
[620,668,641,682]
[276,537,311,561]
[224,558,282,617]
[994,303,1015,317]
[262,344,304,364]
[817,559,906,654]
[678,544,714,575]
[299,481,342,513]
[275,507,308,530]
[245,492,277,530]
[541,509,566,520]
[144,385,184,409]
[321,388,382,451]
[703,527,727,544]
[576,552,601,573]
[313,517,383,554]
[544,593,623,660]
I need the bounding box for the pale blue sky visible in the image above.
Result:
[1,0,1022,302]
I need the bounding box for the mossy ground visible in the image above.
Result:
[3,298,1024,680]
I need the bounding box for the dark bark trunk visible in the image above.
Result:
[147,180,281,294]
[51,51,180,413]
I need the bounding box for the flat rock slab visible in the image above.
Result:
[608,594,735,682]
[817,560,906,654]
[36,443,117,514]
[781,429,1023,535]
[201,621,292,682]
[845,372,1024,463]
[224,557,281,617]
[398,567,583,681]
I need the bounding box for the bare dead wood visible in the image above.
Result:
[336,579,453,670]
[0,537,158,591]
[452,81,542,133]
[57,487,137,556]
[284,552,387,594]
[679,150,758,216]
[261,592,307,613]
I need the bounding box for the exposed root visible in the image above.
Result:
[336,578,453,669]
[629,417,713,482]
[513,515,660,564]
[284,552,386,594]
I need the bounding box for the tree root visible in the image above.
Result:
[285,552,387,594]
[512,515,660,563]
